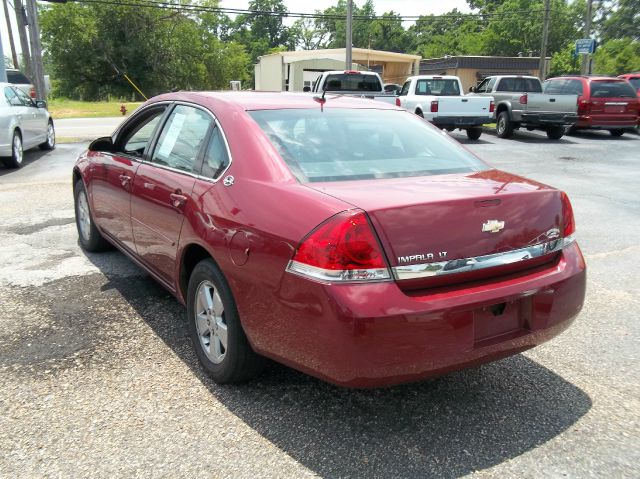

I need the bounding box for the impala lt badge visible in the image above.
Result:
[482,220,505,233]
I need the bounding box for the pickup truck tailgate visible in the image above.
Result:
[437,97,493,117]
[525,93,578,114]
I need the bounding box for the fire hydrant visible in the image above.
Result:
[120,104,127,116]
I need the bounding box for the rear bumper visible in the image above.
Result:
[432,116,492,128]
[575,115,638,129]
[520,113,579,126]
[251,242,586,388]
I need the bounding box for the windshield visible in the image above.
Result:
[323,74,382,92]
[249,109,487,183]
[590,80,637,98]
[415,79,461,96]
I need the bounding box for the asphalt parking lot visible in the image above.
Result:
[1,127,638,478]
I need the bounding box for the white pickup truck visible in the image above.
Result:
[306,70,397,104]
[395,75,494,140]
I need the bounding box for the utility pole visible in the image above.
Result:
[13,0,31,77]
[538,0,551,80]
[346,0,353,69]
[3,0,19,69]
[25,0,46,100]
[581,0,593,75]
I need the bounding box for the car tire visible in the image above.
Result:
[496,112,514,138]
[187,258,265,384]
[466,127,482,140]
[415,109,424,118]
[1,130,24,169]
[39,120,56,150]
[609,129,625,137]
[546,126,565,140]
[74,180,111,252]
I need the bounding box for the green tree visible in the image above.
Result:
[548,42,581,77]
[593,38,640,74]
[599,0,640,42]
[368,11,409,52]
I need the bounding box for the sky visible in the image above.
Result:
[2,0,471,65]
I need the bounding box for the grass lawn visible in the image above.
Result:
[48,99,144,119]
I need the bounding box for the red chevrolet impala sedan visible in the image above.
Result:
[73,92,586,388]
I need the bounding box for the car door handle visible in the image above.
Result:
[170,192,188,209]
[119,174,131,187]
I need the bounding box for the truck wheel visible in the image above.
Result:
[546,126,565,140]
[609,129,625,137]
[496,112,514,138]
[466,127,482,140]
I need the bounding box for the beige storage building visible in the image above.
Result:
[419,56,551,92]
[255,48,422,92]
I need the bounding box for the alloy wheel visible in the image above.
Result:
[194,280,228,364]
[47,123,55,148]
[13,134,23,165]
[77,190,91,241]
[497,117,505,136]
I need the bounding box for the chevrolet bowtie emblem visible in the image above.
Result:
[482,220,505,233]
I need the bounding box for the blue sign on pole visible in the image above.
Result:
[576,39,596,55]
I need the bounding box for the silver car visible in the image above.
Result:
[1,82,55,168]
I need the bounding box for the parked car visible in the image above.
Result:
[618,73,640,93]
[306,70,396,104]
[5,68,36,99]
[73,92,586,388]
[395,75,494,140]
[470,75,578,139]
[543,75,639,136]
[0,83,55,168]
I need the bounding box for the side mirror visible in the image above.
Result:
[303,86,311,92]
[89,136,115,153]
[36,100,47,109]
[469,86,476,93]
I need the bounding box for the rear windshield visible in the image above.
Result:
[323,74,382,92]
[497,77,542,93]
[7,71,31,85]
[628,78,640,90]
[415,79,461,96]
[248,109,487,183]
[590,80,637,98]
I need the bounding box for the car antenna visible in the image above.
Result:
[313,85,328,112]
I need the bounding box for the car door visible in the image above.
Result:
[13,87,42,148]
[130,104,214,287]
[90,104,169,253]
[4,87,30,144]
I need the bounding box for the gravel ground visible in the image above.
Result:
[0,128,638,478]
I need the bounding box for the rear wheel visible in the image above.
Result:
[74,180,111,252]
[546,126,565,140]
[1,130,23,169]
[496,112,514,138]
[39,120,56,150]
[466,127,482,140]
[187,259,265,384]
[609,129,625,137]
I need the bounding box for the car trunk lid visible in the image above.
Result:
[307,170,564,290]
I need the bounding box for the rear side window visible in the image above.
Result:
[590,80,637,98]
[415,79,460,96]
[152,105,212,172]
[249,109,487,183]
[323,74,382,92]
[7,71,31,84]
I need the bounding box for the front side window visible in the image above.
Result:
[249,108,487,183]
[121,108,167,157]
[151,105,212,173]
[4,87,22,106]
[14,87,34,106]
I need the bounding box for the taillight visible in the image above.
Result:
[30,87,36,99]
[489,100,495,113]
[519,94,528,105]
[577,100,590,116]
[395,97,401,107]
[561,192,576,241]
[430,100,438,113]
[286,210,391,282]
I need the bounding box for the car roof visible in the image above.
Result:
[148,91,400,111]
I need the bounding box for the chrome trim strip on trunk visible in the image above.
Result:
[392,236,574,281]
